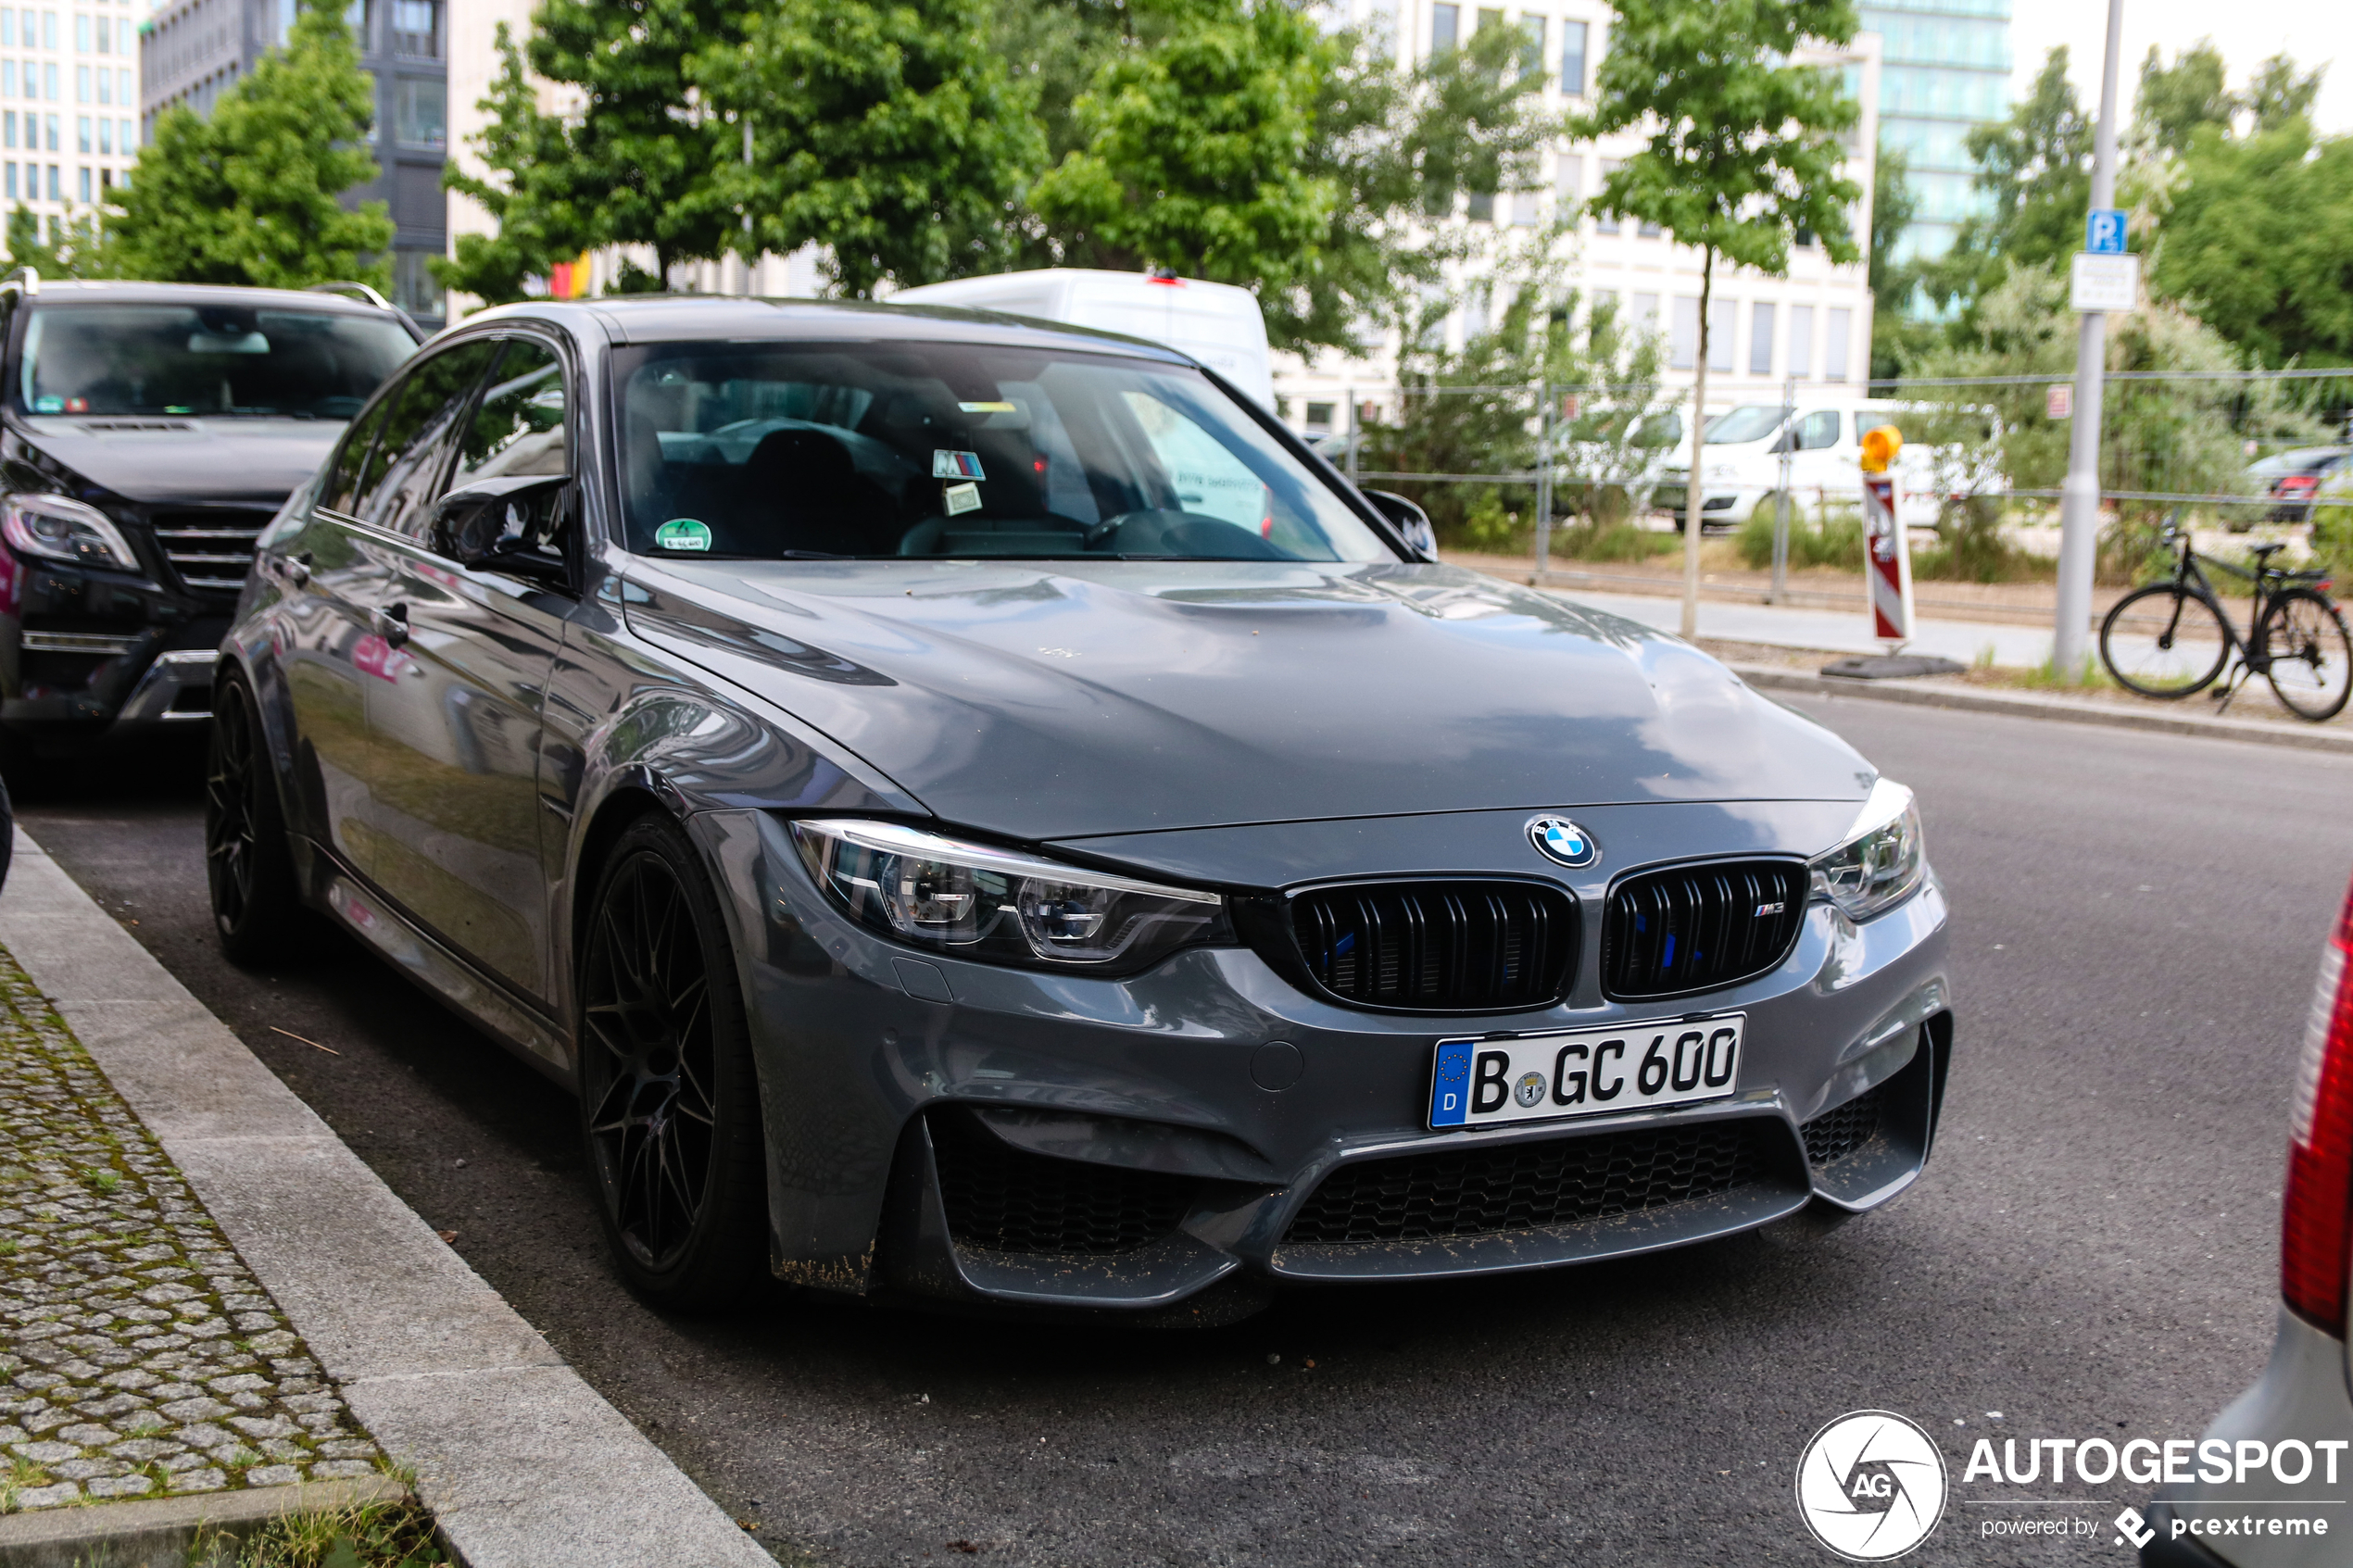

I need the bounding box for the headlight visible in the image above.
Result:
[1,493,143,574]
[789,819,1229,972]
[1809,778,1927,922]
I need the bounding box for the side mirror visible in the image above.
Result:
[431,473,571,578]
[1361,489,1439,560]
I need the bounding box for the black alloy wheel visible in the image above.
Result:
[577,815,766,1308]
[204,672,304,963]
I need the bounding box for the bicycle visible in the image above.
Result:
[2098,513,2352,721]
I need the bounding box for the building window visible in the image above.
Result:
[72,112,83,151]
[44,112,55,151]
[345,0,368,48]
[2,12,13,46]
[1510,185,1536,227]
[394,76,443,147]
[1638,217,1660,238]
[2,64,13,98]
[95,115,106,152]
[392,249,442,319]
[1707,296,1734,373]
[1303,401,1334,435]
[42,63,55,102]
[1825,307,1852,381]
[1788,304,1814,378]
[1669,297,1698,370]
[1750,302,1775,375]
[73,65,85,103]
[389,0,437,57]
[1517,15,1541,80]
[94,15,107,53]
[74,163,85,202]
[1559,18,1586,96]
[1466,188,1491,222]
[44,161,57,199]
[4,162,13,200]
[1554,151,1579,206]
[2,110,12,148]
[70,12,83,51]
[39,11,52,51]
[1631,292,1659,332]
[1598,157,1627,233]
[117,115,129,150]
[115,69,126,104]
[1430,3,1456,52]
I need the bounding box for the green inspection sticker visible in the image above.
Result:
[656,518,712,552]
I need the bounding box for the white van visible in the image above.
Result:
[890,269,1277,409]
[1654,395,1996,530]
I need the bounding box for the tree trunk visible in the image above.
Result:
[1680,247,1714,638]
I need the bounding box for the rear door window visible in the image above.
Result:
[320,399,392,517]
[447,339,568,489]
[1793,410,1841,451]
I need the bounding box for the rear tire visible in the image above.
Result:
[2259,588,2353,721]
[576,816,767,1310]
[2099,584,2232,698]
[204,671,307,965]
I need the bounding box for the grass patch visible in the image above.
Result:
[1547,519,1680,563]
[2007,652,2114,691]
[1734,502,1866,571]
[82,1168,120,1195]
[198,1493,448,1568]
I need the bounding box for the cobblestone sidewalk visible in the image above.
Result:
[0,945,384,1512]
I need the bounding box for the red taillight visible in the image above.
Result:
[2281,476,2320,496]
[2284,872,2353,1333]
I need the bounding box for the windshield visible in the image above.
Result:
[1702,405,1788,445]
[19,304,415,419]
[614,342,1395,561]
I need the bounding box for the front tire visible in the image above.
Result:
[2099,584,2232,698]
[205,671,306,964]
[576,816,767,1309]
[2259,588,2353,721]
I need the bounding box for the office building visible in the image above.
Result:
[1856,0,2011,262]
[141,0,446,322]
[0,0,141,243]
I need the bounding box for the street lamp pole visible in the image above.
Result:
[2052,0,2126,680]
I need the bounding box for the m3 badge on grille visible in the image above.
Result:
[1528,815,1599,869]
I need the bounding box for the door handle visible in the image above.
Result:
[380,602,409,647]
[280,551,311,585]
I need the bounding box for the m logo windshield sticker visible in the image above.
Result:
[933,449,987,480]
[1795,1411,1947,1561]
[1528,816,1598,869]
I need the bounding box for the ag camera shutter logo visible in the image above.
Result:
[1794,1411,1947,1561]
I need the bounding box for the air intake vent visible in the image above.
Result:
[1602,859,1806,1000]
[1288,880,1577,1013]
[150,508,272,594]
[927,1110,1196,1256]
[1282,1118,1777,1246]
[1802,1081,1888,1168]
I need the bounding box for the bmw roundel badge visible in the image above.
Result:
[1528,816,1599,869]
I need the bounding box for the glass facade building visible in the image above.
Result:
[1858,0,2011,261]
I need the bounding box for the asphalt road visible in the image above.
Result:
[16,697,2353,1568]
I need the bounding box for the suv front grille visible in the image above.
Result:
[927,1110,1196,1255]
[1289,880,1577,1012]
[1602,859,1807,1000]
[1802,1082,1888,1168]
[1282,1119,1777,1246]
[150,508,273,594]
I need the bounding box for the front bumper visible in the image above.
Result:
[694,802,1955,1316]
[0,551,228,733]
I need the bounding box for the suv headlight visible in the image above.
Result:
[790,819,1230,972]
[1809,778,1927,922]
[1,493,143,574]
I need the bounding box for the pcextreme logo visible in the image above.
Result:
[1795,1411,1949,1562]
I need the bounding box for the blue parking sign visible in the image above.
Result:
[2085,208,2128,255]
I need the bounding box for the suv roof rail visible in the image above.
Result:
[308,280,391,309]
[3,265,38,296]
[306,279,429,343]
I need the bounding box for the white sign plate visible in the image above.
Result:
[2070,251,2141,313]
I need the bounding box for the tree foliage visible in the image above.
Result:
[2134,40,2232,159]
[105,0,391,288]
[1869,144,1938,379]
[696,0,1047,297]
[436,23,588,307]
[1926,48,2092,316]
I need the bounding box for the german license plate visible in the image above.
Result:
[1428,1015,1744,1130]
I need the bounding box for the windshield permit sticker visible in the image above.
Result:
[943,482,982,517]
[933,450,986,481]
[655,518,712,552]
[957,402,1015,415]
[33,395,60,413]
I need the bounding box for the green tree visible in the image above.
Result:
[2245,54,2324,133]
[528,0,741,283]
[3,205,106,278]
[696,0,1048,297]
[1869,144,1937,380]
[2152,121,2353,366]
[1927,48,2091,317]
[437,23,590,307]
[1568,0,1863,633]
[107,0,390,288]
[2134,40,2232,158]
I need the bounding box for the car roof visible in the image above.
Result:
[464,295,1202,370]
[19,278,403,320]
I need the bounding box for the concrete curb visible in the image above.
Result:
[1729,663,2353,755]
[0,1476,406,1568]
[0,831,774,1568]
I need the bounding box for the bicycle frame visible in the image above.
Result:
[2154,530,2294,675]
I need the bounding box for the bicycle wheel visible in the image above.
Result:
[2099,583,2232,698]
[2259,588,2353,721]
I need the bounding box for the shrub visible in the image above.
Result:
[1550,520,1678,562]
[1735,501,1863,571]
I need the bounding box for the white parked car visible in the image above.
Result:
[891,268,1276,410]
[1654,395,1997,531]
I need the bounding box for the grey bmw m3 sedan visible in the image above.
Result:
[205,295,1953,1319]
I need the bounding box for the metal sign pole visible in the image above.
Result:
[1770,373,1794,604]
[2052,0,2126,681]
[1345,388,1361,489]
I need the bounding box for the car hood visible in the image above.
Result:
[622,558,1875,840]
[12,415,342,506]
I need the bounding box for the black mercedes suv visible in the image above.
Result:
[0,273,420,747]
